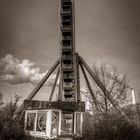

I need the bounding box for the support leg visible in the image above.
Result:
[16,59,60,114]
[79,55,132,123]
[80,63,105,112]
[49,67,60,101]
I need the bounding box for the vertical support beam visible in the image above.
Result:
[47,110,52,137]
[74,112,76,135]
[131,89,140,126]
[60,0,77,101]
[72,0,76,54]
[131,88,136,105]
[75,53,80,101]
[34,111,37,133]
[59,0,63,102]
[74,112,83,136]
[49,67,60,101]
[24,111,27,132]
[58,80,62,101]
[81,113,83,135]
[58,110,62,135]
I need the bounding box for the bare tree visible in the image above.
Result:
[82,63,140,140]
[0,94,25,140]
[84,63,129,115]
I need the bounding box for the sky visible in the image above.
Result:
[0,0,140,103]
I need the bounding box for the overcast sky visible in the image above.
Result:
[0,0,140,103]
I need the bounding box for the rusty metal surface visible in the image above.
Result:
[24,100,85,111]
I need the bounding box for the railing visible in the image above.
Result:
[63,55,73,60]
[62,64,73,70]
[61,24,72,29]
[62,31,72,37]
[62,46,72,50]
[62,50,72,55]
[62,36,72,40]
[64,91,73,98]
[62,40,71,46]
[62,14,72,21]
[63,83,74,90]
[61,5,72,13]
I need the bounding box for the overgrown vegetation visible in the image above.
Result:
[83,63,140,140]
[0,63,140,140]
[83,112,140,140]
[0,94,26,140]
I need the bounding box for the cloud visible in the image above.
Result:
[0,54,56,85]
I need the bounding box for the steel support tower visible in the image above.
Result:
[17,0,133,139]
[59,0,80,101]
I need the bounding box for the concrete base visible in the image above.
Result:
[25,135,82,140]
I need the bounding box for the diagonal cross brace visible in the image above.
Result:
[79,55,132,123]
[16,59,60,114]
[27,59,60,100]
[49,67,60,101]
[80,63,100,111]
[80,63,106,112]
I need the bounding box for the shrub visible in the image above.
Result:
[83,112,140,140]
[0,95,26,140]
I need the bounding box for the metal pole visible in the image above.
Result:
[79,56,120,110]
[49,67,60,101]
[80,62,104,111]
[27,59,60,100]
[75,53,80,101]
[58,78,62,101]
